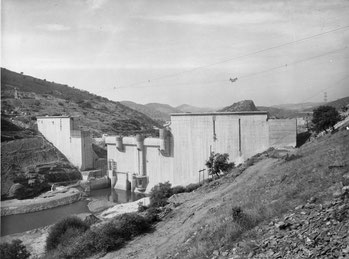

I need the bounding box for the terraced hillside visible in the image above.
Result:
[1,68,160,137]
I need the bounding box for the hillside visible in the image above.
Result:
[176,104,216,113]
[303,96,349,112]
[1,116,81,199]
[100,130,349,259]
[327,96,349,110]
[1,68,160,137]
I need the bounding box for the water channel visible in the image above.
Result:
[1,188,146,236]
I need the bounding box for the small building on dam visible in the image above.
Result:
[106,111,297,193]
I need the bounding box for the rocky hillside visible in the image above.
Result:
[1,68,160,137]
[1,116,81,200]
[228,190,349,258]
[219,100,259,112]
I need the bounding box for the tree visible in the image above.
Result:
[312,106,341,133]
[205,152,234,178]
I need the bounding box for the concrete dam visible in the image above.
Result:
[105,111,296,193]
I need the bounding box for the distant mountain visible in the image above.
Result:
[272,102,324,111]
[219,100,259,112]
[121,101,171,122]
[257,106,309,119]
[176,104,216,113]
[290,97,349,112]
[145,103,182,116]
[1,68,160,137]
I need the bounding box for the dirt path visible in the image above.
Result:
[101,158,278,259]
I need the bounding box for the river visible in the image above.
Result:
[1,188,146,236]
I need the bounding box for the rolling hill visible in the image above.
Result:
[176,104,217,113]
[121,101,172,122]
[145,103,182,116]
[1,68,160,137]
[272,102,324,111]
[303,96,349,112]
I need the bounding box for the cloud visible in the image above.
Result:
[37,23,71,31]
[86,0,108,10]
[140,11,283,26]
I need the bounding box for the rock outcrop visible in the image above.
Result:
[219,100,259,112]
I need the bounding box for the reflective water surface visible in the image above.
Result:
[1,188,146,236]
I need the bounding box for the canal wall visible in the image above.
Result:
[1,188,82,216]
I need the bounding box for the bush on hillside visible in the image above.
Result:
[312,106,341,133]
[172,185,186,194]
[149,181,173,208]
[46,216,89,251]
[48,213,152,258]
[205,152,235,177]
[0,239,31,259]
[185,183,202,192]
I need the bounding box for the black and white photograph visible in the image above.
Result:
[1,0,349,258]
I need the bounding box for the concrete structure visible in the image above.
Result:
[37,116,97,170]
[106,112,297,193]
[268,119,297,148]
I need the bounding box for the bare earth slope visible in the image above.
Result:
[102,130,349,259]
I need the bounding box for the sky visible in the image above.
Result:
[1,0,349,108]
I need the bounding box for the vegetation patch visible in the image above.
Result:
[44,213,153,259]
[0,239,31,259]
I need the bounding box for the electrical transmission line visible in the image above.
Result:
[118,25,349,89]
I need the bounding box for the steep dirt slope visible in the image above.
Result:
[1,68,160,137]
[1,117,81,199]
[102,130,349,259]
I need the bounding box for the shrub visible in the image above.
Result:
[55,213,152,258]
[0,239,31,259]
[205,152,235,178]
[46,216,89,251]
[144,207,160,223]
[110,213,152,238]
[185,183,201,192]
[312,105,341,133]
[138,203,148,212]
[172,185,186,194]
[149,181,173,208]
